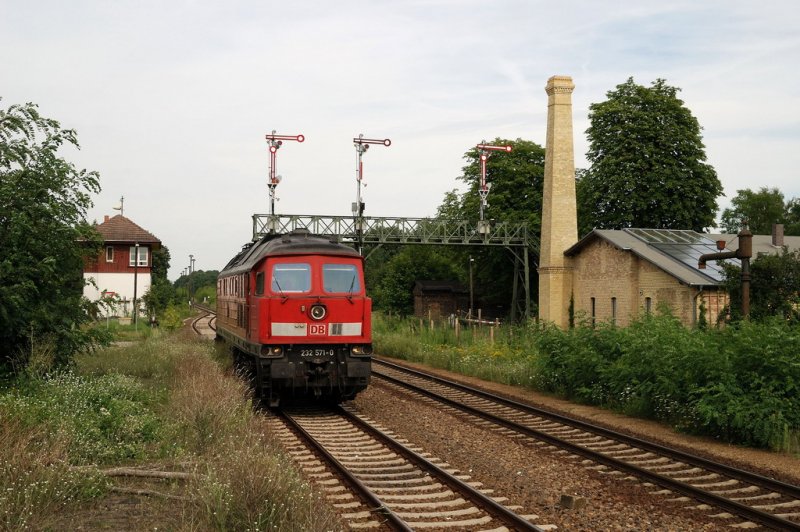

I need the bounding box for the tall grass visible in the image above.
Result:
[0,333,343,530]
[0,418,108,530]
[168,347,342,530]
[374,313,539,387]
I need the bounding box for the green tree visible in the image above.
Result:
[438,138,545,315]
[722,249,800,323]
[371,246,462,315]
[580,78,722,231]
[142,245,175,315]
[786,198,800,236]
[174,270,219,303]
[720,187,787,234]
[0,100,104,372]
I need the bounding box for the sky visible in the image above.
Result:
[2,0,799,279]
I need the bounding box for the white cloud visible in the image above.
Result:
[2,0,799,277]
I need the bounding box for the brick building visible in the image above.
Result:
[565,229,729,326]
[83,215,161,318]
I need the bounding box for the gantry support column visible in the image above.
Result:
[538,75,578,327]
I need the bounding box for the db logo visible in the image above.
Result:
[309,324,327,336]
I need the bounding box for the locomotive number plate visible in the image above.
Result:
[300,349,334,358]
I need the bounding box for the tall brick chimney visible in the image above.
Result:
[772,223,785,247]
[538,76,578,327]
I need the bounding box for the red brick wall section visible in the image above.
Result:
[84,244,151,274]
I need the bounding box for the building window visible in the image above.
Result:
[645,297,652,314]
[105,246,114,262]
[590,297,596,327]
[611,297,617,324]
[129,246,148,267]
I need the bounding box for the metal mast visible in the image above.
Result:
[265,130,305,216]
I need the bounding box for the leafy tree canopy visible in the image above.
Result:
[579,78,722,233]
[366,138,544,317]
[722,249,800,323]
[174,269,219,293]
[0,100,104,372]
[444,137,545,230]
[369,246,463,316]
[436,138,545,316]
[142,245,175,315]
[720,187,800,235]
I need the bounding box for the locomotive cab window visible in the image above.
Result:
[323,264,360,294]
[271,263,310,293]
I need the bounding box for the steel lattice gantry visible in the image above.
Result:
[252,214,539,320]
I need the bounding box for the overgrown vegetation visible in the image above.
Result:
[0,100,108,374]
[722,248,800,323]
[375,312,800,453]
[0,331,342,530]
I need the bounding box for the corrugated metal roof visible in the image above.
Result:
[565,229,734,287]
[95,215,160,244]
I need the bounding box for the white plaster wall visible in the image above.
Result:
[83,272,151,317]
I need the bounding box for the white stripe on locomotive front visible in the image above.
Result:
[270,323,362,336]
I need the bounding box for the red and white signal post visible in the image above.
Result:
[476,142,512,223]
[352,134,391,218]
[352,134,391,252]
[266,130,305,216]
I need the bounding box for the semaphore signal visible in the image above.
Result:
[352,134,391,254]
[266,130,305,215]
[476,142,512,222]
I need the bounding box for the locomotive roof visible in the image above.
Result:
[220,229,361,276]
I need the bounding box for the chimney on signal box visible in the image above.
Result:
[104,215,110,223]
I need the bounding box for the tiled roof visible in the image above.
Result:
[95,215,160,244]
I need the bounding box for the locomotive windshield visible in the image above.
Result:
[271,263,311,293]
[323,264,360,293]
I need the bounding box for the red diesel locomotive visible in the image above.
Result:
[216,229,372,406]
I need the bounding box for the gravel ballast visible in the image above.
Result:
[349,357,800,530]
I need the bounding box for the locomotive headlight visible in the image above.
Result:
[309,304,327,321]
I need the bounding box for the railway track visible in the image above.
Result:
[190,303,216,335]
[269,404,554,531]
[372,358,800,531]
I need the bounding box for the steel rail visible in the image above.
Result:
[191,304,217,332]
[373,359,800,531]
[337,405,544,532]
[277,409,413,532]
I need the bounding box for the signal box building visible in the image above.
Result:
[83,214,161,317]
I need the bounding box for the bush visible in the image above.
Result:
[533,312,800,452]
[376,311,800,452]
